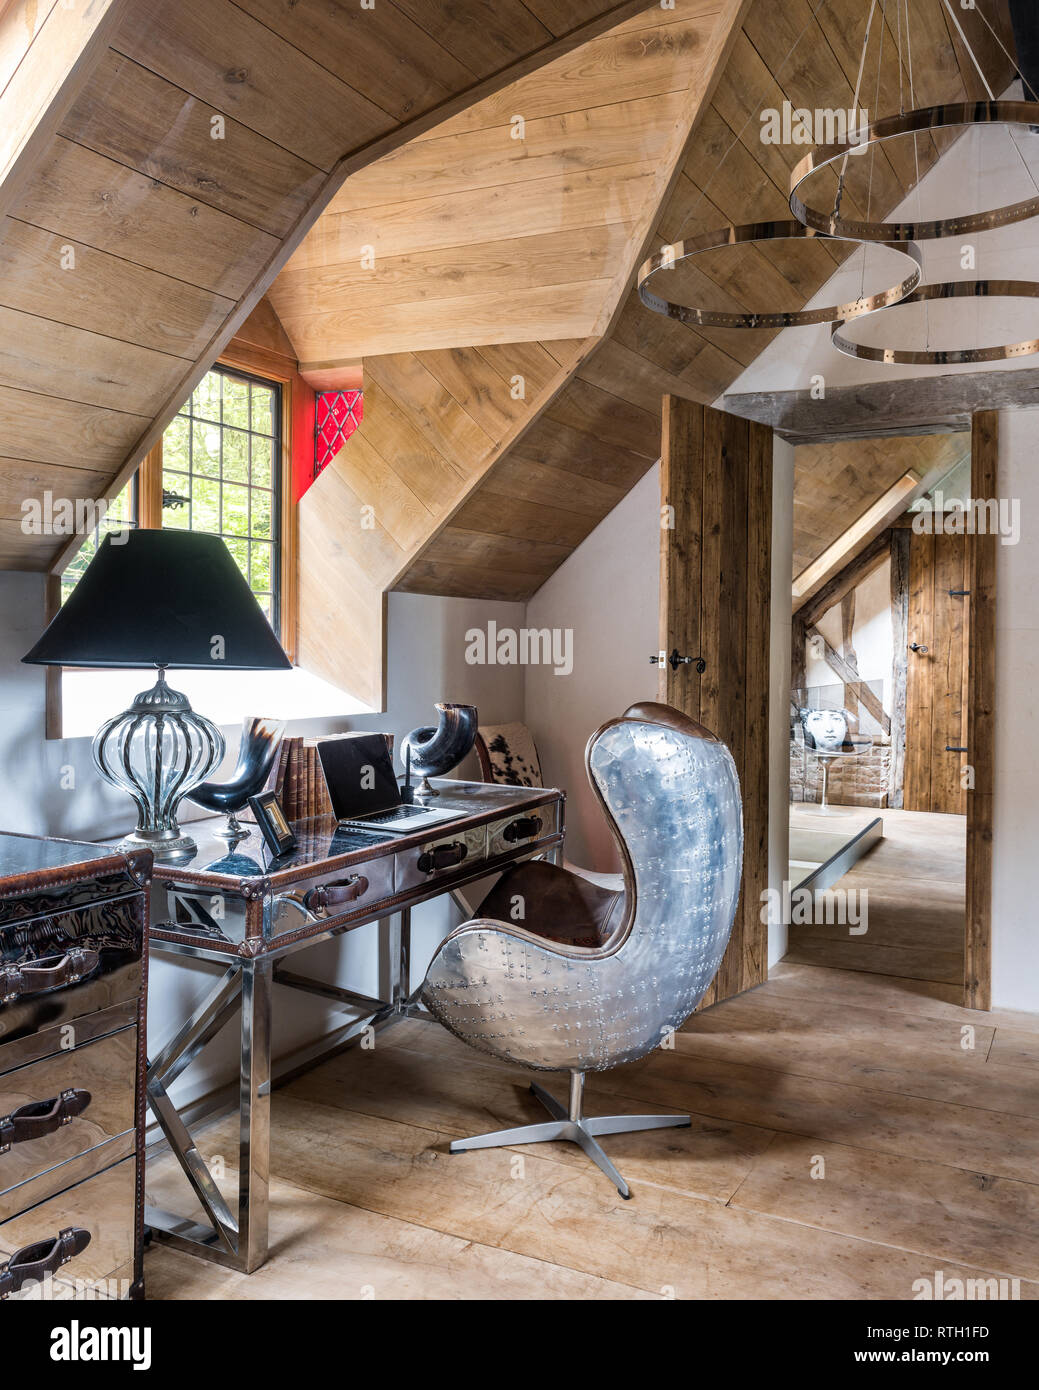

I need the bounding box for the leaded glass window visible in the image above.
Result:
[162,366,281,631]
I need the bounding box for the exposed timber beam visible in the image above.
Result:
[720,366,1039,442]
[798,531,891,630]
[793,473,921,614]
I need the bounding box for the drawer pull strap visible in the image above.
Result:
[303,875,369,915]
[0,1227,91,1298]
[417,841,468,874]
[0,1089,92,1154]
[503,816,543,843]
[0,947,100,1004]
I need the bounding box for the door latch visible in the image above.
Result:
[650,648,706,674]
[909,642,929,653]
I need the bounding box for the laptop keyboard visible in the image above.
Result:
[363,807,418,823]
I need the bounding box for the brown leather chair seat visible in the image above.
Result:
[475,859,624,949]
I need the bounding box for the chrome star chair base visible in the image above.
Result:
[450,1071,690,1198]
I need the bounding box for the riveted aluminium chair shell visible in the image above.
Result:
[419,702,743,1194]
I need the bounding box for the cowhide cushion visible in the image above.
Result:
[479,722,543,787]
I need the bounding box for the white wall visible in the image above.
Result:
[991,409,1039,1012]
[525,466,660,869]
[1,576,527,1109]
[808,560,892,693]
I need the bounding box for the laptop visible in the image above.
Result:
[316,734,464,835]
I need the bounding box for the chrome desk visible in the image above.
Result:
[138,780,563,1273]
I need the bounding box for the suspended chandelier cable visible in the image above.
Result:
[638,0,1039,366]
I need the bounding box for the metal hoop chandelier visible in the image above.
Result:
[637,221,923,330]
[789,101,1039,242]
[831,279,1039,365]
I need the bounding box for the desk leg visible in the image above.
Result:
[392,907,411,1010]
[237,958,272,1273]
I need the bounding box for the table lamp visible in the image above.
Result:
[23,530,291,859]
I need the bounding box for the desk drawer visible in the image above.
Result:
[0,1027,137,1217]
[0,1154,136,1300]
[487,809,553,858]
[281,852,395,929]
[0,893,144,1056]
[395,825,488,894]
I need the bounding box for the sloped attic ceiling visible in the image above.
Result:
[0,0,664,572]
[268,0,730,368]
[393,0,1018,602]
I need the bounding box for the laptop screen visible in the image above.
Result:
[317,735,402,820]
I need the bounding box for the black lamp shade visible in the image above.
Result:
[22,530,292,671]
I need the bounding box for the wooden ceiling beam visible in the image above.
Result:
[797,531,891,630]
[720,367,1039,440]
[792,472,923,614]
[0,0,130,224]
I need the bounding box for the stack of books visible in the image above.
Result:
[266,732,396,823]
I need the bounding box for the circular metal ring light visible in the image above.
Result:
[831,279,1039,365]
[790,101,1039,241]
[637,221,923,329]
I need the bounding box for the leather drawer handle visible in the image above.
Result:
[0,947,99,1005]
[503,815,543,843]
[0,1227,91,1298]
[417,841,468,874]
[303,876,369,915]
[0,1089,92,1154]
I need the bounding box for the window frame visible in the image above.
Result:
[146,361,285,635]
[45,351,298,739]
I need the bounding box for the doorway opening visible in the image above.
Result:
[782,415,995,1009]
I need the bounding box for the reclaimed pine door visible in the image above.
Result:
[904,529,970,815]
[657,396,773,1007]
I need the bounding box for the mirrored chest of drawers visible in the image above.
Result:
[0,833,149,1301]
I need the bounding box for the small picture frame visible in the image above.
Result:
[248,791,297,857]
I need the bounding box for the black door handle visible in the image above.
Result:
[909,642,929,654]
[650,648,706,673]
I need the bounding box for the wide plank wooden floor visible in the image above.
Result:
[145,963,1039,1301]
[785,807,965,986]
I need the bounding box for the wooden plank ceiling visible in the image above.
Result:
[0,0,662,572]
[291,0,751,701]
[269,1,728,369]
[385,0,1016,601]
[791,431,971,578]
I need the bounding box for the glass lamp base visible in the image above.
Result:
[93,669,225,863]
